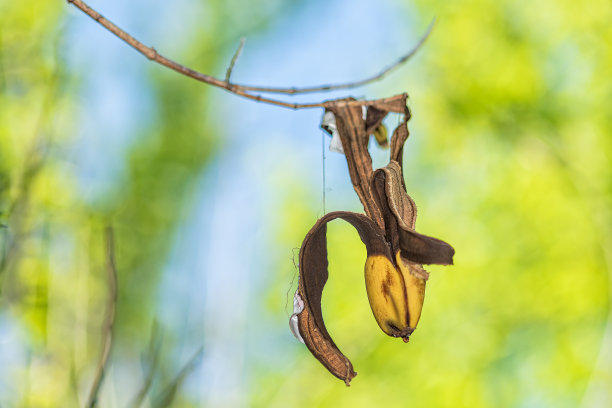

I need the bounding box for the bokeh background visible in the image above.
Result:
[1,0,611,407]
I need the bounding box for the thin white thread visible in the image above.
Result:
[321,130,326,214]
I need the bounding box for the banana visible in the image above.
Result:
[293,100,454,384]
[364,252,427,342]
[396,252,427,330]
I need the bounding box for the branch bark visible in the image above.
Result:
[225,37,245,83]
[67,0,432,109]
[236,19,435,95]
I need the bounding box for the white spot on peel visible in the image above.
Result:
[289,291,305,344]
[321,111,344,154]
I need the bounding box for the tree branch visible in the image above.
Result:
[225,37,245,83]
[235,18,436,95]
[86,226,118,408]
[67,0,431,109]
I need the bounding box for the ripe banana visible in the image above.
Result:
[364,252,427,342]
[293,100,455,385]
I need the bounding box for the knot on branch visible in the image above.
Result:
[145,47,158,61]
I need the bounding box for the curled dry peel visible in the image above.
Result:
[291,94,454,385]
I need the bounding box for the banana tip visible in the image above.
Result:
[397,327,414,342]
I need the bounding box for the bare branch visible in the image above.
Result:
[235,18,436,95]
[225,37,245,83]
[66,0,318,108]
[86,226,118,408]
[67,0,426,109]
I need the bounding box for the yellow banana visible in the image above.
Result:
[364,252,427,342]
[396,252,428,329]
[292,101,454,385]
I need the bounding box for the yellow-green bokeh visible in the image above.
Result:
[1,0,610,407]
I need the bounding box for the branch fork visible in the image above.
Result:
[67,0,434,109]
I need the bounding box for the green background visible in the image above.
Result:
[0,0,610,406]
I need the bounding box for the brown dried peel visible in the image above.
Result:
[291,95,455,385]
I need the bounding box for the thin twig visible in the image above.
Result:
[225,37,245,83]
[85,226,118,408]
[66,0,317,108]
[67,0,428,109]
[236,18,436,94]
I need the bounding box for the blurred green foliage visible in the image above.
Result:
[259,1,612,408]
[0,0,268,405]
[0,0,610,407]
